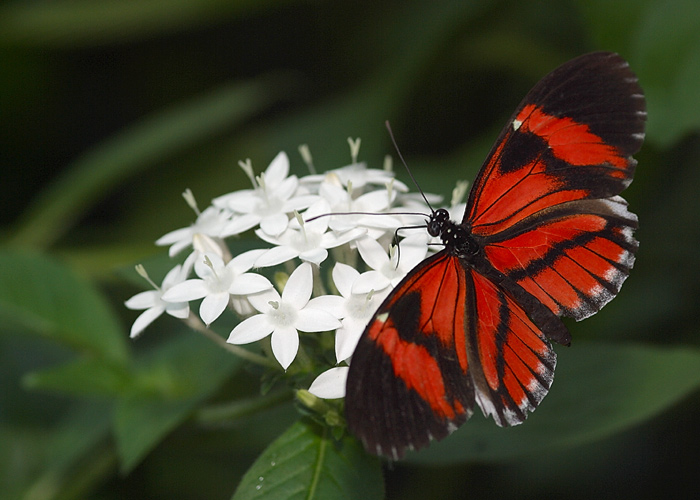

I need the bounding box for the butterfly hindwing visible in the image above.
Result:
[465,52,645,321]
[467,269,556,427]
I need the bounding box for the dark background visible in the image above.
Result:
[2,1,699,499]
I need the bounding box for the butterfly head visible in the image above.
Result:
[427,208,450,237]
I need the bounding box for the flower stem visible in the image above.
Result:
[184,313,279,369]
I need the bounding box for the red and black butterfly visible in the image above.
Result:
[345,52,646,459]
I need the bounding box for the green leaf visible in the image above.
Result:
[0,250,128,363]
[24,357,131,397]
[1,400,114,500]
[0,0,297,47]
[232,419,384,500]
[407,343,700,464]
[113,333,242,472]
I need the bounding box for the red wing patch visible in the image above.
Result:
[514,104,629,170]
[345,52,645,459]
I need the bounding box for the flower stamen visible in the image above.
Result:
[182,188,200,216]
[298,144,316,174]
[238,159,256,187]
[347,137,361,163]
[135,264,160,291]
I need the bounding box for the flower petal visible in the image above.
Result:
[282,263,313,309]
[164,301,190,319]
[229,248,268,274]
[299,247,328,265]
[271,326,299,370]
[125,290,159,310]
[335,318,366,362]
[255,246,299,268]
[130,306,165,338]
[296,308,341,332]
[308,367,348,399]
[320,227,365,249]
[220,213,260,237]
[192,233,224,258]
[194,253,224,278]
[273,174,299,201]
[283,194,319,212]
[248,288,281,312]
[199,292,229,325]
[307,295,345,319]
[265,151,290,185]
[352,271,390,295]
[356,237,388,270]
[260,212,289,236]
[228,314,274,344]
[161,279,209,302]
[229,273,272,295]
[332,262,359,298]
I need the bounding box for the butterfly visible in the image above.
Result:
[344,52,646,459]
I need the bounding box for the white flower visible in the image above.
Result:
[156,206,231,257]
[125,255,196,338]
[308,366,349,399]
[352,234,429,294]
[162,250,272,326]
[227,263,342,370]
[318,180,401,237]
[216,152,318,238]
[302,162,408,193]
[254,199,365,268]
[329,262,389,363]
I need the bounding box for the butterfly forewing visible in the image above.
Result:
[345,251,475,459]
[465,52,645,320]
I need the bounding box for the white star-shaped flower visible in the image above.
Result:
[162,250,272,326]
[216,152,318,238]
[301,162,408,193]
[125,254,196,338]
[227,263,342,370]
[156,206,231,257]
[254,199,365,268]
[329,262,389,363]
[318,180,401,238]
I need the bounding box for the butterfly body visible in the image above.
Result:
[345,52,646,459]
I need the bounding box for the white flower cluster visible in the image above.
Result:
[125,143,466,398]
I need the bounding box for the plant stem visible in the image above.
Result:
[184,313,279,369]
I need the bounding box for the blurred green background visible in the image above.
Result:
[2,0,700,499]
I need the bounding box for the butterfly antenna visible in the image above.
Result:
[385,120,435,214]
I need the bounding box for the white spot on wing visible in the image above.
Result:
[512,118,523,131]
[475,389,498,422]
